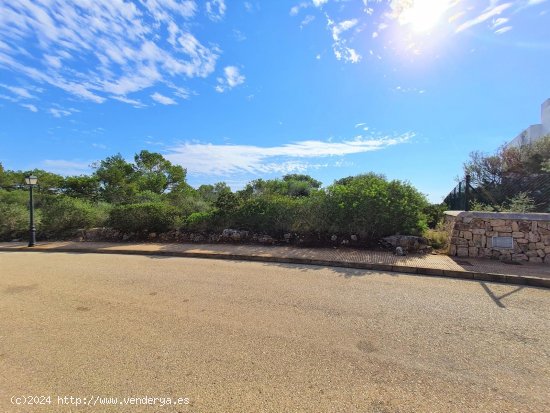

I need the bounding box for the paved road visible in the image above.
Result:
[0,252,549,412]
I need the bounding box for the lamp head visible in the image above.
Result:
[25,175,38,186]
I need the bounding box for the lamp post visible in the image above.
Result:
[25,175,38,247]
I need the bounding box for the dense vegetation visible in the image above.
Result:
[0,150,432,244]
[463,135,550,212]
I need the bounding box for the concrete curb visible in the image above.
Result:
[1,245,549,289]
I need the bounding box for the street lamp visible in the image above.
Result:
[25,175,38,247]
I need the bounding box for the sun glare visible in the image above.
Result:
[395,0,452,33]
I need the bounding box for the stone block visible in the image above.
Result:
[493,226,512,233]
[545,246,550,254]
[537,249,545,258]
[449,245,457,256]
[512,254,528,261]
[457,247,469,257]
[512,232,524,238]
[463,231,473,240]
[468,247,479,257]
[490,219,506,227]
[529,256,543,263]
[471,228,485,235]
[526,250,539,257]
[472,234,483,247]
[531,221,538,232]
[518,221,531,232]
[545,255,550,264]
[536,242,545,249]
[528,232,540,243]
[528,243,537,250]
[516,238,528,244]
[511,222,519,232]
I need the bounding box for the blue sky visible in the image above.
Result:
[0,0,549,202]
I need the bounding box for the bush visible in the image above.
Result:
[185,210,220,232]
[108,202,177,234]
[324,174,428,241]
[0,202,32,241]
[424,228,449,250]
[40,196,108,237]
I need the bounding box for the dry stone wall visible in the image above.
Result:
[445,211,550,263]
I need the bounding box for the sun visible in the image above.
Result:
[394,0,453,33]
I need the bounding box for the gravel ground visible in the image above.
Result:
[0,251,549,412]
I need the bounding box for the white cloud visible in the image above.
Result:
[151,92,177,105]
[331,19,358,41]
[290,2,309,16]
[300,15,316,28]
[494,26,512,34]
[0,83,36,99]
[21,103,38,112]
[165,132,413,175]
[206,0,226,21]
[0,0,219,106]
[42,160,92,175]
[491,17,509,28]
[111,95,146,108]
[215,66,245,93]
[327,18,361,63]
[49,107,76,117]
[312,0,328,7]
[456,3,513,33]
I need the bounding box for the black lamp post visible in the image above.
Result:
[25,175,38,247]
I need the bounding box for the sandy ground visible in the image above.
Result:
[0,251,549,412]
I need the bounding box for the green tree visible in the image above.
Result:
[61,175,101,200]
[93,154,137,203]
[134,150,187,194]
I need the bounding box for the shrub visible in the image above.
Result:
[108,202,177,234]
[40,196,108,237]
[324,174,428,241]
[185,210,220,232]
[0,202,32,241]
[424,228,449,250]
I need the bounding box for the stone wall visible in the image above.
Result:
[445,211,550,263]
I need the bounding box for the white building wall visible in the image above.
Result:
[542,98,550,134]
[505,98,550,149]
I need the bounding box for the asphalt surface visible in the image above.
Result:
[0,251,549,412]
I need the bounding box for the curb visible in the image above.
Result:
[1,245,549,289]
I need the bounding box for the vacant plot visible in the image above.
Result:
[0,252,549,412]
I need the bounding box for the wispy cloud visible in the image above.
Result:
[42,160,92,175]
[49,107,78,118]
[327,18,361,63]
[21,103,38,112]
[290,2,309,16]
[456,3,513,33]
[215,66,246,93]
[0,83,37,99]
[111,95,146,108]
[151,92,177,105]
[206,0,226,21]
[494,26,513,35]
[0,1,220,106]
[165,132,413,175]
